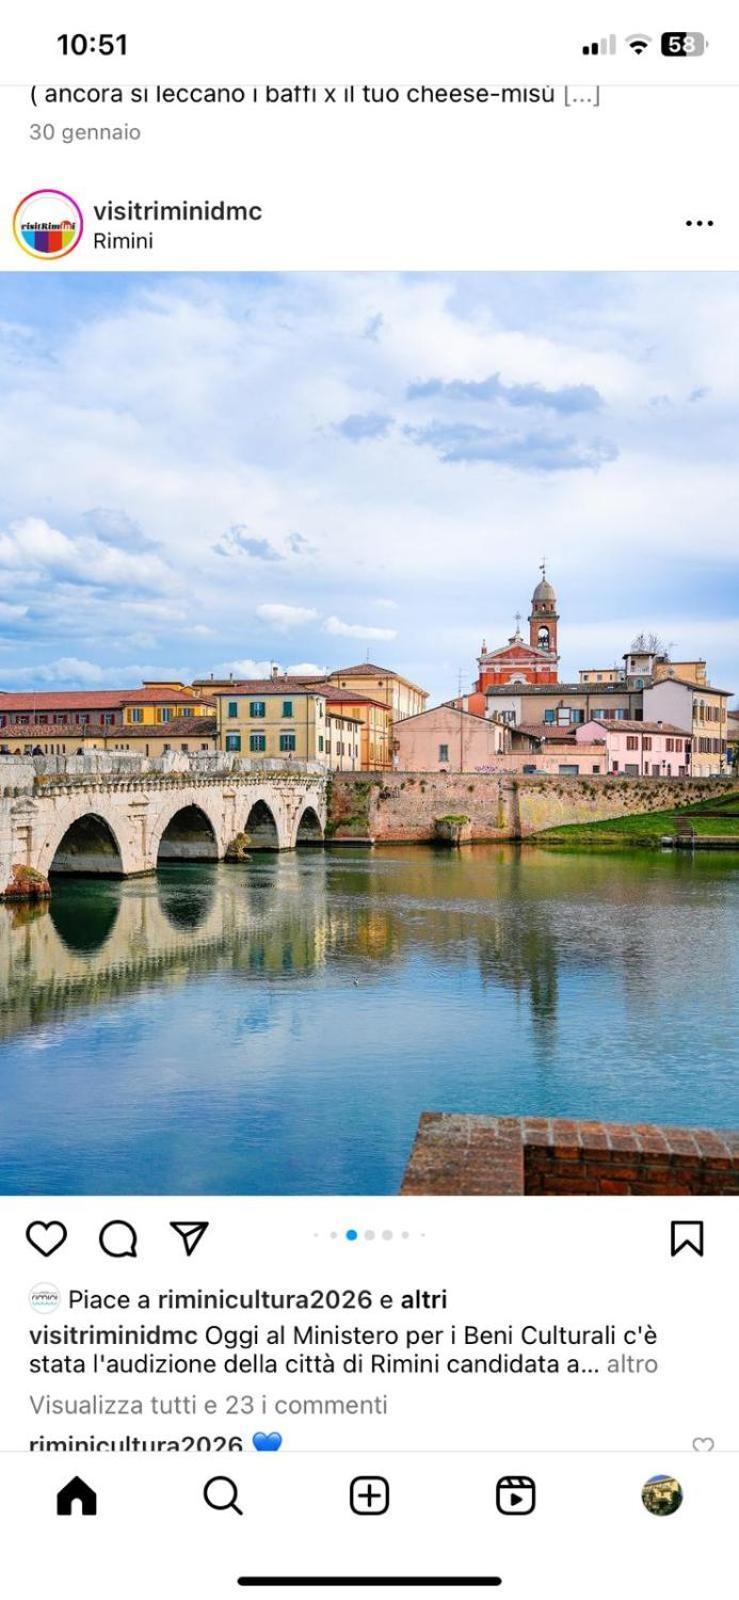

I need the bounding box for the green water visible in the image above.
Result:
[0,845,737,1192]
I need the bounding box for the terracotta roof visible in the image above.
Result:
[0,689,127,711]
[397,702,495,726]
[214,678,329,695]
[308,684,390,712]
[0,686,213,710]
[327,664,429,695]
[123,688,213,706]
[647,676,733,695]
[0,717,217,743]
[513,722,578,742]
[582,719,691,736]
[484,681,638,697]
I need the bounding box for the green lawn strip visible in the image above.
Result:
[534,791,739,847]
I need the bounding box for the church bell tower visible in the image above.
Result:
[529,561,559,659]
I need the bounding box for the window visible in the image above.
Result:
[544,709,555,724]
[612,761,619,772]
[249,733,266,752]
[227,700,238,718]
[439,743,449,762]
[77,713,89,725]
[131,708,143,723]
[666,738,674,752]
[592,764,601,774]
[282,700,293,718]
[558,764,579,775]
[280,733,296,752]
[37,714,48,724]
[250,700,266,718]
[160,708,172,723]
[626,736,638,751]
[180,744,189,753]
[54,714,67,724]
[225,733,242,752]
[642,736,652,751]
[102,712,115,726]
[318,735,324,752]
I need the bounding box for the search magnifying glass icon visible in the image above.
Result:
[203,1476,243,1515]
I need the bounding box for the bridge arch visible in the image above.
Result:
[295,803,324,845]
[37,801,130,880]
[156,802,220,864]
[243,797,281,850]
[147,791,225,869]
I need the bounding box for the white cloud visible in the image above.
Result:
[0,516,171,593]
[2,272,739,702]
[215,658,274,679]
[256,603,320,629]
[324,616,398,640]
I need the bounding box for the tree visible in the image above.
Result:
[630,631,669,657]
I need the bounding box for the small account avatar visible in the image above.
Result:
[641,1473,684,1516]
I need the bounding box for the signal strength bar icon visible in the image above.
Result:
[582,34,617,55]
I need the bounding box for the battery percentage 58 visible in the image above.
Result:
[661,31,707,55]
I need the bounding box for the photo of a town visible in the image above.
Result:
[0,271,737,1195]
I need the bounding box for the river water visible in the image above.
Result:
[0,846,737,1193]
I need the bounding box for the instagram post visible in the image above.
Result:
[0,4,737,1597]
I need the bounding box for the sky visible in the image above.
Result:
[0,270,738,703]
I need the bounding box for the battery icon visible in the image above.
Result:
[661,31,707,55]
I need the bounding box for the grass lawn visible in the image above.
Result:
[534,790,739,848]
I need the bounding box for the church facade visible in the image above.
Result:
[470,569,560,710]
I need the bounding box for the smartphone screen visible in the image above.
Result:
[0,5,737,1596]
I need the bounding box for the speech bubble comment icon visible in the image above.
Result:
[99,1220,138,1258]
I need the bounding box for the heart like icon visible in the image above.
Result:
[26,1220,68,1257]
[692,1436,715,1451]
[252,1432,283,1452]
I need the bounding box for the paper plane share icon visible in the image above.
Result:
[170,1221,210,1257]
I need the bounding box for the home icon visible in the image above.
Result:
[56,1476,97,1516]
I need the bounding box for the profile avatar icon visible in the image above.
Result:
[641,1474,683,1516]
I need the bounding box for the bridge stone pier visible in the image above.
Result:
[0,751,328,898]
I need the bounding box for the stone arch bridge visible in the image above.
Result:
[0,753,327,897]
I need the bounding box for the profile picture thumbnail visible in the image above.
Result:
[641,1474,684,1516]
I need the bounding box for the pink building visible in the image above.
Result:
[575,719,691,777]
[393,703,510,771]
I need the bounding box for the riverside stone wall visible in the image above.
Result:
[327,771,733,843]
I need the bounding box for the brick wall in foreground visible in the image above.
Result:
[400,1113,739,1196]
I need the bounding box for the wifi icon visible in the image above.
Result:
[626,33,652,54]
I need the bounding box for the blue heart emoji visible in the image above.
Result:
[252,1431,283,1452]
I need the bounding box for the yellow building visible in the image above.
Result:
[652,658,708,686]
[323,688,393,770]
[0,684,216,758]
[0,718,217,759]
[122,685,214,727]
[324,663,428,722]
[215,680,360,770]
[579,668,624,685]
[644,675,731,776]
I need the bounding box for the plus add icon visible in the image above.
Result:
[350,1475,390,1515]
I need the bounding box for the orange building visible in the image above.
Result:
[471,567,560,713]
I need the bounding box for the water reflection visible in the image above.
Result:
[0,846,737,1193]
